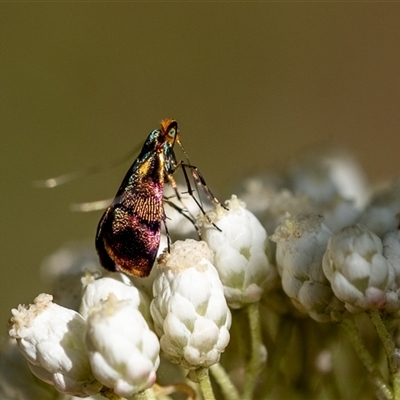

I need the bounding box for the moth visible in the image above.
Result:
[95,119,221,277]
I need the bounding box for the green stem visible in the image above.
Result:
[265,316,293,393]
[369,309,400,399]
[393,371,400,400]
[196,367,215,400]
[369,309,396,369]
[210,363,240,400]
[242,302,265,400]
[341,318,393,400]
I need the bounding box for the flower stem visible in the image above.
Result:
[153,382,196,399]
[369,309,400,399]
[242,302,266,400]
[341,318,393,400]
[369,310,396,369]
[196,367,215,400]
[393,371,400,400]
[210,362,240,400]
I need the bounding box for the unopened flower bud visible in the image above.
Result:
[0,339,60,400]
[79,272,150,324]
[358,181,400,236]
[383,229,400,286]
[200,195,276,308]
[381,229,400,311]
[320,196,360,233]
[261,190,314,235]
[288,149,369,207]
[237,173,286,216]
[9,294,101,397]
[323,224,395,313]
[86,294,160,397]
[272,213,344,322]
[151,239,231,370]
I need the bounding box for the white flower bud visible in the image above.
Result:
[319,197,360,233]
[272,213,344,322]
[236,173,286,216]
[0,339,60,400]
[200,195,276,308]
[150,239,231,370]
[320,149,369,208]
[288,155,339,203]
[323,224,395,313]
[261,190,314,234]
[79,272,151,324]
[382,229,400,312]
[8,294,101,397]
[288,149,369,207]
[85,294,160,398]
[358,207,399,238]
[358,181,400,236]
[383,229,400,286]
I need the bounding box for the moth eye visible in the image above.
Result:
[168,128,176,138]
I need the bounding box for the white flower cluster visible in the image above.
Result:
[6,145,400,400]
[8,271,160,398]
[239,148,400,319]
[6,181,277,398]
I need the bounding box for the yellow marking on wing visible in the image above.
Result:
[138,158,152,176]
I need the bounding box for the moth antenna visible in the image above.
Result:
[69,198,113,212]
[177,139,191,164]
[34,170,85,188]
[33,143,141,188]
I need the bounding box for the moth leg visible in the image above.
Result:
[174,162,223,231]
[181,163,227,210]
[163,197,202,239]
[167,172,184,202]
[162,214,172,253]
[165,172,199,224]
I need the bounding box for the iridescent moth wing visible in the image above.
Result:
[95,119,179,277]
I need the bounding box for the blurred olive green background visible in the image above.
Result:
[1,4,400,330]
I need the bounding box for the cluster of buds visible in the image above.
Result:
[248,150,400,320]
[8,276,160,399]
[4,147,400,400]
